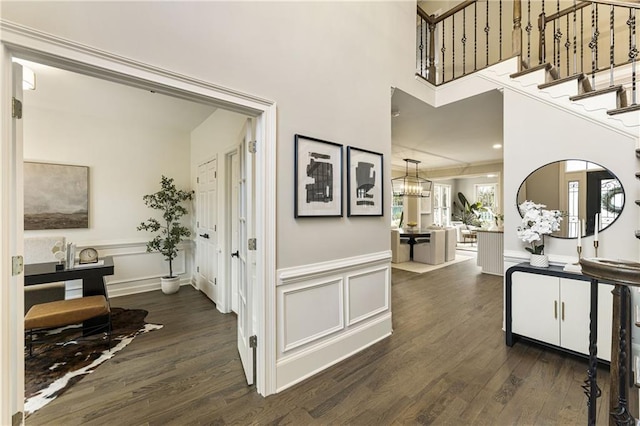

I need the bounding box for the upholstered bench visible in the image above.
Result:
[25,295,111,355]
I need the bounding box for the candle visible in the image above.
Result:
[594,213,599,242]
[577,219,581,246]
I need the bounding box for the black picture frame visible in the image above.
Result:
[347,146,383,217]
[294,134,343,218]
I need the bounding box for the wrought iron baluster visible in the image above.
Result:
[610,5,615,87]
[499,0,503,61]
[573,1,577,75]
[452,15,456,79]
[590,2,598,89]
[581,8,584,74]
[611,286,634,424]
[526,0,532,67]
[540,0,546,64]
[442,19,446,83]
[485,0,490,67]
[566,15,571,77]
[629,8,638,105]
[419,17,424,77]
[555,0,561,75]
[463,9,467,75]
[474,1,478,71]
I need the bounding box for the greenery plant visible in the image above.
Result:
[137,176,194,278]
[451,192,484,227]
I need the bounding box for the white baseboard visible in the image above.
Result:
[275,313,392,392]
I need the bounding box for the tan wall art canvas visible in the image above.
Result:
[24,162,89,230]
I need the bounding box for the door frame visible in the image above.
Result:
[0,21,278,420]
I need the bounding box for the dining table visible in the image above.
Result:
[398,228,432,261]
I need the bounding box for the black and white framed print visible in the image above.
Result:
[294,134,343,217]
[347,146,383,217]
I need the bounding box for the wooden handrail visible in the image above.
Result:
[545,1,591,22]
[417,1,476,25]
[547,0,640,23]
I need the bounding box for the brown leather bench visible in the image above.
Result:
[25,295,111,355]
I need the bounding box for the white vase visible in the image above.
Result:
[530,254,549,268]
[160,276,180,294]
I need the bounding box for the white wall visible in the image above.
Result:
[1,0,431,269]
[22,86,194,297]
[0,0,467,399]
[503,88,638,263]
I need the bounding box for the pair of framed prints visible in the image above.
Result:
[294,134,383,218]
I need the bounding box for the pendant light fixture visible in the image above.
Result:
[391,159,432,197]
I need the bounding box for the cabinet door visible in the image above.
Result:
[559,279,613,361]
[512,272,560,346]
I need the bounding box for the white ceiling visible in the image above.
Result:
[391,88,504,174]
[17,58,218,133]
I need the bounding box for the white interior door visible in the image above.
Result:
[230,151,239,314]
[237,119,255,385]
[196,158,218,304]
[2,60,25,424]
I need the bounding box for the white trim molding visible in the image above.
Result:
[275,252,392,392]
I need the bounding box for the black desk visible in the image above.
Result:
[25,256,114,297]
[399,228,431,261]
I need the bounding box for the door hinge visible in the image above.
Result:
[248,238,257,250]
[12,97,22,119]
[197,266,200,273]
[249,335,257,348]
[248,140,257,154]
[197,177,200,183]
[12,255,23,276]
[214,277,217,285]
[215,171,217,178]
[197,221,199,228]
[214,224,217,232]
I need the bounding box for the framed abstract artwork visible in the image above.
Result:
[347,147,383,216]
[24,162,89,230]
[294,134,343,217]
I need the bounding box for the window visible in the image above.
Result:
[433,183,451,226]
[391,194,403,227]
[475,183,498,222]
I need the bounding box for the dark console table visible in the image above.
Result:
[25,256,114,297]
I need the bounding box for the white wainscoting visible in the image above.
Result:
[275,251,392,392]
[65,240,194,299]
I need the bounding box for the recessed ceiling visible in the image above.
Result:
[17,58,218,133]
[391,88,504,173]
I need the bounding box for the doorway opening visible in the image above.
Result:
[1,31,276,421]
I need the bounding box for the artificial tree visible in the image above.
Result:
[138,176,194,292]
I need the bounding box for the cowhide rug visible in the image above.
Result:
[24,307,162,416]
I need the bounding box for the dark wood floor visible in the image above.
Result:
[27,260,611,425]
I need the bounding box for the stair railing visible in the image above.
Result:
[417,0,639,106]
[539,0,640,106]
[417,0,518,85]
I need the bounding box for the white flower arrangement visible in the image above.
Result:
[517,201,563,255]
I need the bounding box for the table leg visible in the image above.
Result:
[82,276,109,336]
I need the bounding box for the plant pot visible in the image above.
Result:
[530,254,549,268]
[160,276,180,295]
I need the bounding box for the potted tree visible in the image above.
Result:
[138,175,194,294]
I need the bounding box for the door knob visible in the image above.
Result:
[231,251,239,258]
[199,233,210,239]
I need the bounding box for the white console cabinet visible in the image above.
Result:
[507,264,613,362]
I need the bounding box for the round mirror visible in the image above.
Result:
[517,160,624,239]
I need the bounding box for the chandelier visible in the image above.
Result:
[391,159,432,197]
